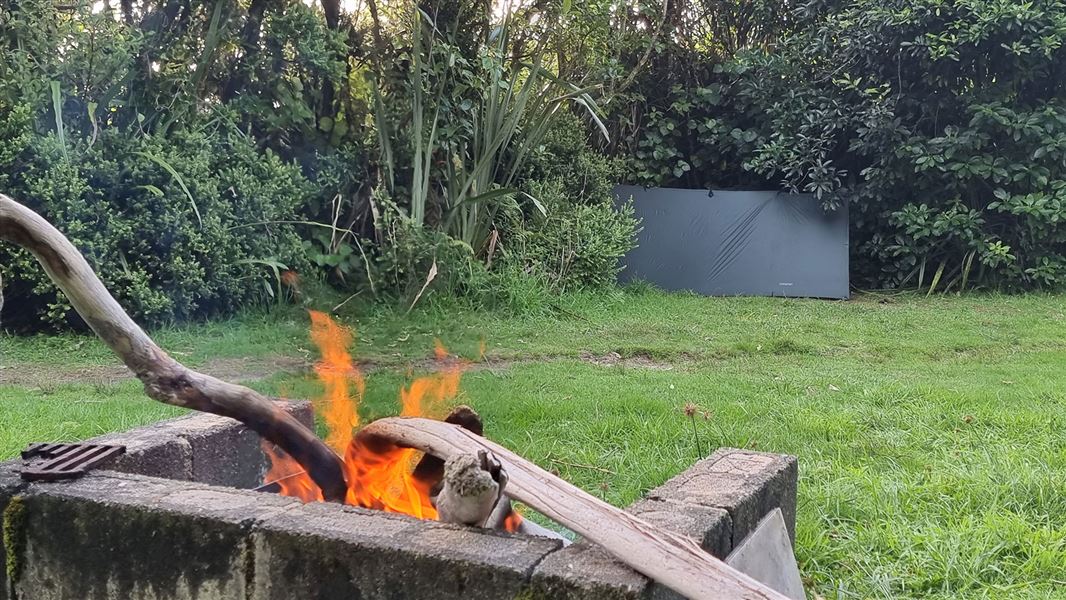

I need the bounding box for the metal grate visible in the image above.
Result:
[20,443,126,481]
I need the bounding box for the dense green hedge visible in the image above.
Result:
[0,114,311,329]
[505,113,639,292]
[1,0,641,329]
[8,0,1058,330]
[620,0,1066,291]
[0,0,336,329]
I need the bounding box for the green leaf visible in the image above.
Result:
[927,260,946,295]
[519,191,547,217]
[193,0,226,87]
[87,101,98,139]
[136,185,166,198]
[134,151,203,227]
[49,80,66,158]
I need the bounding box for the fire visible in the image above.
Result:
[261,440,323,503]
[262,310,464,521]
[502,507,523,533]
[309,311,362,453]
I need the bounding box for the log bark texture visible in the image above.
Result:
[0,194,348,502]
[361,416,790,600]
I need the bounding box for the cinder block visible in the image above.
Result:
[284,400,315,430]
[90,422,193,480]
[160,413,266,488]
[12,471,297,600]
[528,500,730,600]
[87,400,314,488]
[627,498,732,559]
[647,448,798,546]
[530,449,797,599]
[528,540,648,600]
[626,499,734,600]
[0,462,27,600]
[173,400,314,488]
[252,501,561,599]
[176,398,311,488]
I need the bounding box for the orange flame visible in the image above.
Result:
[502,508,524,533]
[309,310,363,453]
[261,440,323,503]
[262,311,466,522]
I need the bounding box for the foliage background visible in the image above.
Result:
[0,0,641,329]
[2,0,1065,331]
[611,0,1066,291]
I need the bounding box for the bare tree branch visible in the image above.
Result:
[0,194,348,502]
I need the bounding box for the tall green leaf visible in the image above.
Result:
[49,80,66,158]
[193,0,226,87]
[134,151,203,227]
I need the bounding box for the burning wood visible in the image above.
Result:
[433,450,506,526]
[258,312,462,519]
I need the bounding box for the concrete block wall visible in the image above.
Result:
[0,410,797,599]
[87,400,314,486]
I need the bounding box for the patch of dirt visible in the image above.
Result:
[1,350,686,389]
[355,355,521,375]
[0,354,311,388]
[0,362,132,387]
[199,356,310,382]
[578,351,676,370]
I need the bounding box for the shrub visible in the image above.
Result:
[503,113,640,291]
[505,179,639,290]
[363,191,479,304]
[618,0,1066,290]
[0,124,312,329]
[741,0,1066,290]
[328,114,640,309]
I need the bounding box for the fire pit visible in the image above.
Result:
[0,404,796,599]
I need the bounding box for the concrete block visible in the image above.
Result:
[284,400,315,430]
[11,471,297,600]
[172,400,313,488]
[647,448,798,546]
[627,497,732,559]
[528,540,648,600]
[252,501,561,600]
[0,462,27,600]
[90,423,193,480]
[88,400,314,488]
[161,413,266,488]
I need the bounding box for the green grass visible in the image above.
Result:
[1,288,1064,599]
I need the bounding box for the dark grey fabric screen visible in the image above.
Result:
[615,186,849,299]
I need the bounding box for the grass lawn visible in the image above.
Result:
[2,288,1064,599]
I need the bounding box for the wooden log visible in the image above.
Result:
[434,450,506,527]
[0,194,348,502]
[360,417,790,600]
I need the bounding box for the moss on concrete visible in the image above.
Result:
[3,496,26,592]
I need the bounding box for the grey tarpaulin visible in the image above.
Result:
[615,186,849,299]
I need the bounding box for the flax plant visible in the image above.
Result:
[372,3,607,255]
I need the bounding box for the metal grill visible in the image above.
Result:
[20,443,126,481]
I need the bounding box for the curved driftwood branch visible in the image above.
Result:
[361,417,789,600]
[0,194,348,502]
